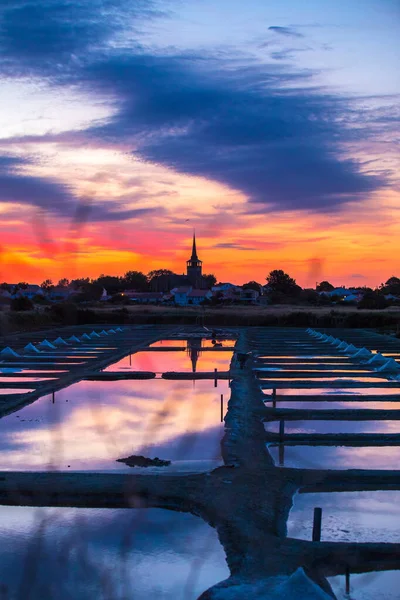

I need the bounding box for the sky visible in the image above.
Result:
[0,0,399,287]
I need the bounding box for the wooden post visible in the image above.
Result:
[214,368,218,388]
[345,567,350,595]
[278,442,285,466]
[279,419,285,442]
[312,507,322,542]
[129,353,132,366]
[220,394,224,422]
[272,388,276,409]
[52,391,55,404]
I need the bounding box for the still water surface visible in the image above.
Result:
[0,506,229,600]
[0,379,228,471]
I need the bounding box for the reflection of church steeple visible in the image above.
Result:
[187,337,202,373]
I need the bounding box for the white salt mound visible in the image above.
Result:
[0,347,20,359]
[53,337,68,346]
[23,343,41,354]
[38,339,57,350]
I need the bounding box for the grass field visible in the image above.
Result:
[1,303,400,336]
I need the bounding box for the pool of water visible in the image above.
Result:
[150,339,233,348]
[288,490,400,543]
[0,379,229,471]
[0,505,229,600]
[265,420,400,434]
[329,571,400,600]
[0,377,58,382]
[263,388,400,396]
[0,369,68,374]
[265,400,400,410]
[259,377,391,382]
[267,445,400,470]
[106,351,232,374]
[0,388,35,395]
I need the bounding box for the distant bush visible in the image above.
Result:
[358,291,388,310]
[32,294,51,304]
[47,302,78,324]
[10,296,34,311]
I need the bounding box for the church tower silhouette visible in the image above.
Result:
[186,232,203,288]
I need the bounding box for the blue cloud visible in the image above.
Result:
[79,53,385,212]
[268,26,304,38]
[0,2,388,215]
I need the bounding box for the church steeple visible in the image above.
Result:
[191,232,199,261]
[186,230,203,288]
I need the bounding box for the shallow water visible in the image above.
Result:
[0,506,229,600]
[263,387,400,396]
[107,350,232,374]
[0,388,35,395]
[265,420,400,434]
[0,379,229,471]
[268,444,400,470]
[288,490,400,543]
[150,339,233,348]
[329,571,400,600]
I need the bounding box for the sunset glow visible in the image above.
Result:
[0,0,399,287]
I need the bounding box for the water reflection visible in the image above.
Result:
[268,445,400,470]
[107,350,232,374]
[0,379,229,471]
[263,388,400,396]
[0,388,35,395]
[150,339,233,348]
[265,420,400,434]
[0,506,229,600]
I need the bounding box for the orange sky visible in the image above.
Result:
[1,183,400,288]
[0,1,399,289]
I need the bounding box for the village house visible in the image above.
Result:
[171,286,212,306]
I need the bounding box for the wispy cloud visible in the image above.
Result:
[268,26,304,38]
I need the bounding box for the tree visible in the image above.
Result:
[147,269,174,280]
[148,270,176,292]
[57,278,70,288]
[202,273,217,289]
[93,275,123,295]
[358,290,389,310]
[380,277,400,296]
[122,271,148,291]
[243,281,262,293]
[265,270,301,296]
[70,278,90,290]
[316,281,334,292]
[41,279,54,293]
[0,283,11,292]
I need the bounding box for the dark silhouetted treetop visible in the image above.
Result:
[202,273,217,288]
[243,281,262,292]
[93,275,123,295]
[41,279,54,292]
[57,278,70,288]
[266,270,301,295]
[70,278,90,289]
[122,271,148,291]
[316,280,334,292]
[147,269,174,281]
[379,277,400,296]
